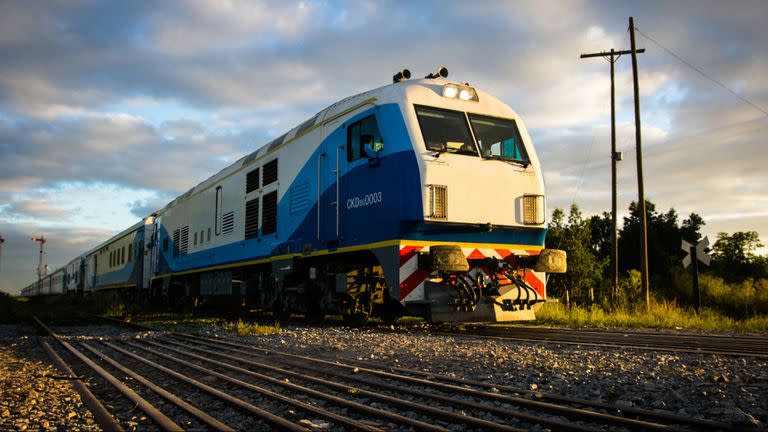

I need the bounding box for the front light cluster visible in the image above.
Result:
[442,84,479,102]
[522,194,545,225]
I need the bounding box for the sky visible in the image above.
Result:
[1,0,767,294]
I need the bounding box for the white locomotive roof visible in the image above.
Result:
[152,77,521,215]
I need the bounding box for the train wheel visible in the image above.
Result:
[344,294,372,327]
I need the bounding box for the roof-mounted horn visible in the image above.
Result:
[392,69,411,83]
[425,66,448,79]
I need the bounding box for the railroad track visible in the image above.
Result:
[30,316,760,431]
[424,324,768,358]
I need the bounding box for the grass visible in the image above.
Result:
[531,300,768,332]
[221,319,281,336]
[142,316,281,336]
[0,293,280,337]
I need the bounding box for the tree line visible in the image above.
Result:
[546,200,768,316]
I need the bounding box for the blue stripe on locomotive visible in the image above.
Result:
[157,103,547,275]
[158,103,420,274]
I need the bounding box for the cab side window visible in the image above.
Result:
[347,115,383,162]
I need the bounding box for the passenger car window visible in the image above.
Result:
[347,115,383,162]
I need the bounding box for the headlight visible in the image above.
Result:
[522,194,545,225]
[442,84,459,98]
[441,84,479,102]
[428,184,448,219]
[458,88,476,100]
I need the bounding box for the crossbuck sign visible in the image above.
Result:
[681,236,711,268]
[681,236,711,312]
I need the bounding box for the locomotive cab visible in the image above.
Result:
[394,78,566,322]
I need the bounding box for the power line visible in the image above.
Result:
[571,132,598,206]
[634,26,768,118]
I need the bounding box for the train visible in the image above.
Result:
[20,67,566,323]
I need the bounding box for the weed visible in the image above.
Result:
[221,319,281,336]
[104,303,127,317]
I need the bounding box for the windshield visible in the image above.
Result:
[415,105,478,156]
[469,114,529,163]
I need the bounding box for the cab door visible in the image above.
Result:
[340,112,385,244]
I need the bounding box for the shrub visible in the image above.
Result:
[534,300,768,332]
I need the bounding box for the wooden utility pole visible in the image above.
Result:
[580,47,644,307]
[629,16,651,312]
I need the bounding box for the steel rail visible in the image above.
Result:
[483,324,768,340]
[427,327,768,358]
[333,355,751,432]
[257,351,602,432]
[166,335,595,432]
[445,326,768,357]
[176,334,689,432]
[78,342,235,432]
[31,317,183,432]
[93,317,762,430]
[99,340,310,432]
[130,338,450,432]
[103,314,768,356]
[114,339,387,432]
[140,337,518,432]
[475,327,768,348]
[36,337,124,432]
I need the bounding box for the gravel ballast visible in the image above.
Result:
[0,325,98,432]
[2,321,766,430]
[192,323,767,428]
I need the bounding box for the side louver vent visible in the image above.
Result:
[289,181,310,215]
[179,226,189,255]
[263,159,278,186]
[245,198,260,239]
[262,191,277,235]
[222,211,235,235]
[246,168,260,193]
[172,229,180,257]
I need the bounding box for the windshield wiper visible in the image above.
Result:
[484,155,530,167]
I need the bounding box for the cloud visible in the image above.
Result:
[1,0,768,294]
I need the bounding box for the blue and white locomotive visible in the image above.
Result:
[21,68,565,323]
